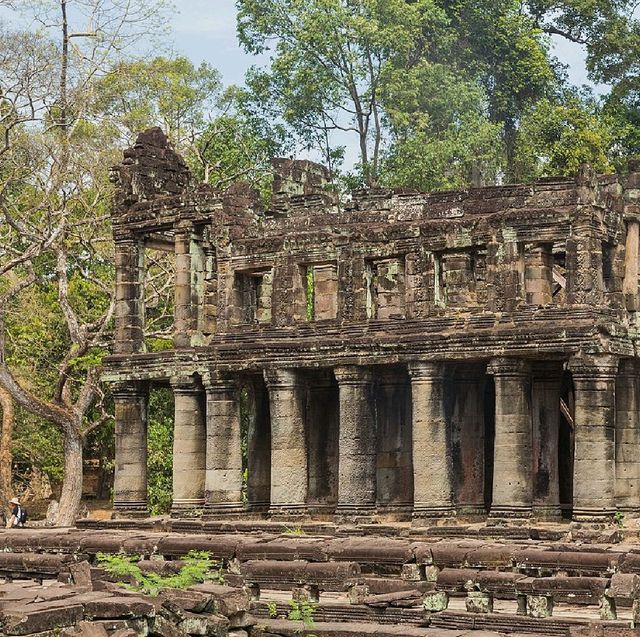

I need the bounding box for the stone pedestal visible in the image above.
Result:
[488,358,533,520]
[616,359,640,511]
[569,355,618,522]
[171,377,206,516]
[409,362,454,521]
[532,362,563,519]
[204,375,244,516]
[264,369,308,516]
[112,383,149,515]
[334,366,376,518]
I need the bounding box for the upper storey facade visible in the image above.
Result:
[105,128,640,381]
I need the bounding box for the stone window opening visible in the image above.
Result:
[142,240,175,349]
[236,269,274,325]
[552,249,567,303]
[365,257,406,320]
[298,262,338,322]
[436,249,482,308]
[602,241,616,293]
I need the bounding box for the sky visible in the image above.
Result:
[0,0,599,167]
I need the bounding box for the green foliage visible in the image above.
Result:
[267,601,278,618]
[283,525,306,536]
[614,511,625,527]
[288,599,316,631]
[513,95,615,181]
[147,389,174,515]
[96,550,223,597]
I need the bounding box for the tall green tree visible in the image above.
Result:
[237,0,451,185]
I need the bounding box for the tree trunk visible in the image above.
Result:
[52,427,83,526]
[0,387,13,506]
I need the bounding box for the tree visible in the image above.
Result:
[237,0,450,185]
[0,0,169,526]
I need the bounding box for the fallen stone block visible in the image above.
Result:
[189,583,251,617]
[61,620,109,637]
[83,596,156,620]
[363,590,422,608]
[527,594,554,618]
[609,573,640,599]
[1,602,84,635]
[465,591,493,614]
[423,590,449,612]
[178,611,229,637]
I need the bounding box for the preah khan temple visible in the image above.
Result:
[104,127,640,525]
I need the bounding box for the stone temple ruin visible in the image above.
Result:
[105,127,640,526]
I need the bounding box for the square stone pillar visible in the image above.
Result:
[623,220,639,311]
[264,369,308,516]
[409,362,454,521]
[487,358,533,520]
[112,382,149,516]
[174,228,194,349]
[532,362,563,520]
[568,354,618,522]
[616,359,640,512]
[114,238,144,355]
[204,374,244,516]
[334,366,376,518]
[525,244,554,305]
[170,377,206,517]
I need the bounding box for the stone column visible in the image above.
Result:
[204,375,244,516]
[616,359,640,512]
[334,366,376,517]
[112,382,148,515]
[450,365,486,516]
[171,377,206,516]
[174,228,193,348]
[532,362,563,519]
[487,358,533,519]
[624,221,639,311]
[525,244,554,306]
[264,369,308,515]
[114,238,144,354]
[409,362,454,521]
[569,354,618,522]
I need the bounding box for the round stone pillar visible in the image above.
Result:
[112,382,149,516]
[487,357,533,520]
[204,374,244,516]
[264,369,308,516]
[408,362,454,522]
[334,366,376,519]
[170,376,206,517]
[569,354,618,522]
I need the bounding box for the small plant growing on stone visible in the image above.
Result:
[288,599,316,631]
[267,600,278,618]
[283,525,306,536]
[96,550,223,596]
[615,511,625,527]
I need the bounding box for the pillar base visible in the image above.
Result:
[572,507,616,524]
[203,501,246,519]
[171,498,205,518]
[488,504,532,524]
[412,504,456,525]
[455,504,487,519]
[533,504,562,521]
[112,500,148,518]
[268,503,308,518]
[335,503,376,523]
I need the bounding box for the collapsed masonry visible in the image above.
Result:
[105,127,640,524]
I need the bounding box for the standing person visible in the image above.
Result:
[7,498,25,528]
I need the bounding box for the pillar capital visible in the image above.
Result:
[333,365,372,385]
[568,354,619,380]
[263,368,300,389]
[111,381,149,399]
[487,357,530,378]
[202,371,238,395]
[170,375,202,394]
[408,361,445,381]
[617,357,640,380]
